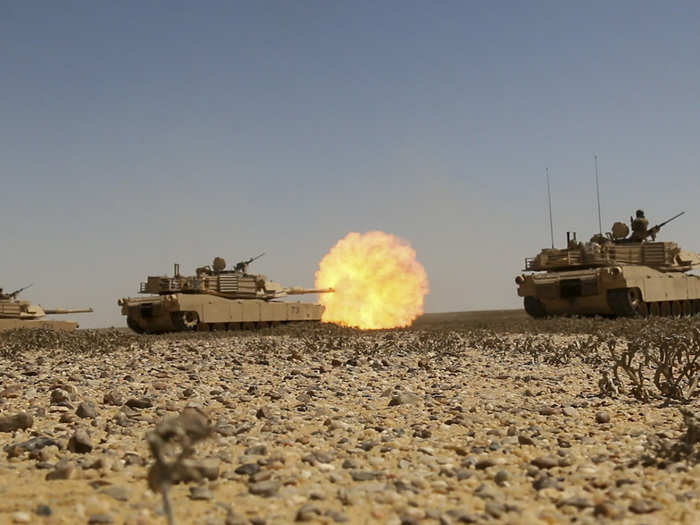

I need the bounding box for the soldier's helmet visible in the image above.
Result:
[635,209,645,218]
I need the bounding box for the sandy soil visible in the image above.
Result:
[1,328,699,525]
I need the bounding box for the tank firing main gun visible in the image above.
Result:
[639,211,685,242]
[1,283,33,300]
[234,252,265,273]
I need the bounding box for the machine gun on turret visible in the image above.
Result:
[234,252,265,273]
[639,211,685,242]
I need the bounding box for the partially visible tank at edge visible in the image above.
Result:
[0,284,94,332]
[515,211,700,318]
[118,255,334,333]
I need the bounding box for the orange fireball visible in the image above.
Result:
[315,231,429,329]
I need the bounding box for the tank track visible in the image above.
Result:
[608,288,700,318]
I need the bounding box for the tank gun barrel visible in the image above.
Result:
[282,287,334,296]
[43,307,94,315]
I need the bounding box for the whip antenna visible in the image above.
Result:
[594,154,602,235]
[546,168,554,248]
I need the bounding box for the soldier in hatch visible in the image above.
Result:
[630,209,650,241]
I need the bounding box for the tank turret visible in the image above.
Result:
[515,211,700,318]
[119,256,334,333]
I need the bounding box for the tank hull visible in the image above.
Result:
[517,265,700,317]
[120,293,325,334]
[0,319,79,332]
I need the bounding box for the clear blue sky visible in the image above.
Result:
[2,1,699,328]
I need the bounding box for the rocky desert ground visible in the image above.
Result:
[1,312,699,525]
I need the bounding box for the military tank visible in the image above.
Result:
[0,285,94,332]
[516,212,700,318]
[119,255,334,333]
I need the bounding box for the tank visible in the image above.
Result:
[0,285,94,332]
[119,255,334,333]
[515,212,700,318]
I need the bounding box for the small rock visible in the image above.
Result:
[558,496,593,509]
[225,511,250,525]
[342,459,358,469]
[235,463,260,476]
[325,510,348,523]
[485,501,505,518]
[195,458,221,481]
[68,429,93,453]
[256,406,273,419]
[249,479,281,497]
[76,401,98,419]
[494,470,509,486]
[0,412,33,433]
[46,459,75,480]
[11,512,31,524]
[388,391,421,406]
[100,486,129,502]
[350,470,377,481]
[189,485,213,500]
[59,413,75,423]
[531,456,558,469]
[629,499,662,514]
[50,389,71,405]
[245,445,268,456]
[296,504,321,521]
[595,411,611,424]
[125,398,153,409]
[103,391,123,406]
[593,501,624,518]
[88,514,114,524]
[533,475,558,491]
[35,505,52,517]
[445,509,477,523]
[518,435,535,446]
[475,458,496,470]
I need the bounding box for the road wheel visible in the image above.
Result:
[638,301,649,317]
[608,288,645,317]
[682,300,692,316]
[524,296,547,318]
[126,316,145,334]
[660,302,671,317]
[649,302,661,317]
[171,311,199,331]
[672,301,683,317]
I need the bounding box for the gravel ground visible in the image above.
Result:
[0,327,699,525]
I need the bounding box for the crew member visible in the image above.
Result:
[630,210,650,241]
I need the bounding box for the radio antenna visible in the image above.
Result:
[594,154,602,235]
[546,168,554,248]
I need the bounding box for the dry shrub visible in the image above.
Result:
[604,318,700,402]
